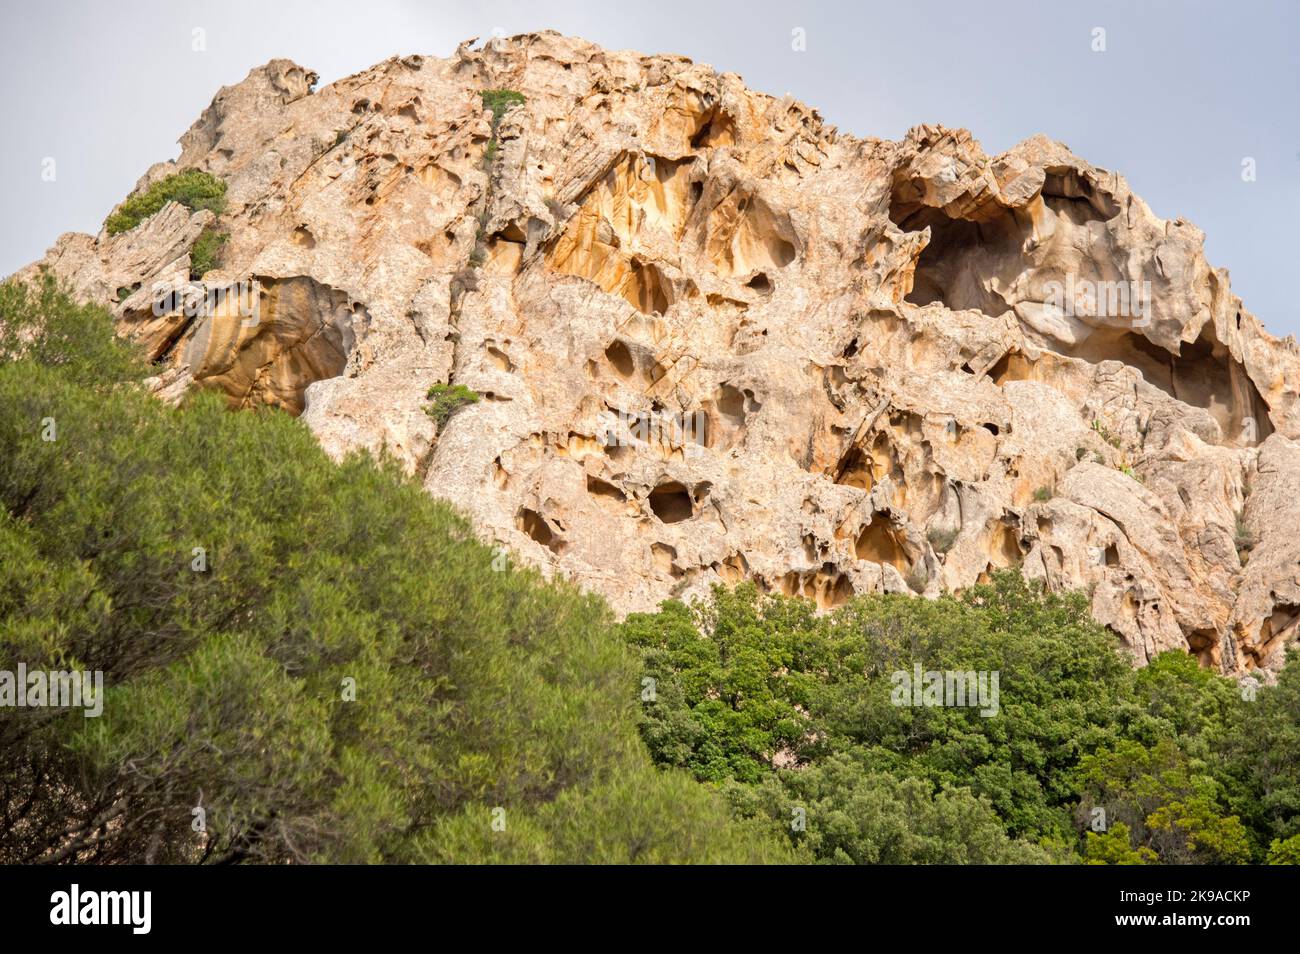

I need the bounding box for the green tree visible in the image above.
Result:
[724,754,1050,864]
[0,272,147,387]
[0,281,786,864]
[1083,823,1156,865]
[189,228,229,279]
[1217,648,1300,854]
[424,382,480,428]
[620,572,1297,864]
[1266,833,1300,865]
[1076,738,1250,864]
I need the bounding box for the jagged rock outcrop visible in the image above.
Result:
[17,32,1300,678]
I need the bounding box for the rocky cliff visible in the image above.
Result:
[19,31,1300,679]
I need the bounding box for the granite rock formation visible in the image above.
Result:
[18,32,1300,678]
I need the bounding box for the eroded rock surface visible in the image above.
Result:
[18,33,1300,677]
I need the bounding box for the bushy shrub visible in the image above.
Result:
[105,169,227,235]
[0,272,146,386]
[425,382,479,428]
[189,228,229,279]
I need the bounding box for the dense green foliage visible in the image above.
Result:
[621,579,1300,864]
[0,280,789,864]
[104,169,227,235]
[0,272,148,386]
[424,382,480,428]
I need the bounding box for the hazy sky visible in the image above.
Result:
[3,0,1296,336]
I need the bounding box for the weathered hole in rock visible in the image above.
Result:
[701,383,748,450]
[487,345,514,372]
[703,186,797,278]
[517,507,564,554]
[833,429,897,489]
[989,520,1024,568]
[1187,627,1220,668]
[586,474,627,504]
[628,259,672,314]
[605,339,636,378]
[555,432,604,460]
[713,552,749,583]
[1040,167,1120,221]
[184,276,357,416]
[854,514,908,570]
[774,565,854,609]
[891,167,1118,314]
[648,480,693,523]
[988,350,1038,385]
[651,542,681,577]
[835,447,874,490]
[895,207,1022,314]
[689,105,736,149]
[1254,603,1300,661]
[545,152,695,314]
[1060,325,1272,444]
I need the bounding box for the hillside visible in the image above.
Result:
[18,31,1300,681]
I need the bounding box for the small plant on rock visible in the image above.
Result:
[1234,512,1255,552]
[189,228,229,279]
[425,382,480,428]
[1091,419,1123,449]
[480,89,526,124]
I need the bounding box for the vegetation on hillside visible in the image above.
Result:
[479,89,525,165]
[0,277,789,864]
[0,276,1295,865]
[619,579,1300,864]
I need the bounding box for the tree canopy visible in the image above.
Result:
[620,577,1299,864]
[0,275,789,864]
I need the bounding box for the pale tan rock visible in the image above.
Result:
[16,31,1300,679]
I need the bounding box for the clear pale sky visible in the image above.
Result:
[3,0,1296,337]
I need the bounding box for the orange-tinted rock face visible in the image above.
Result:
[20,32,1300,680]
